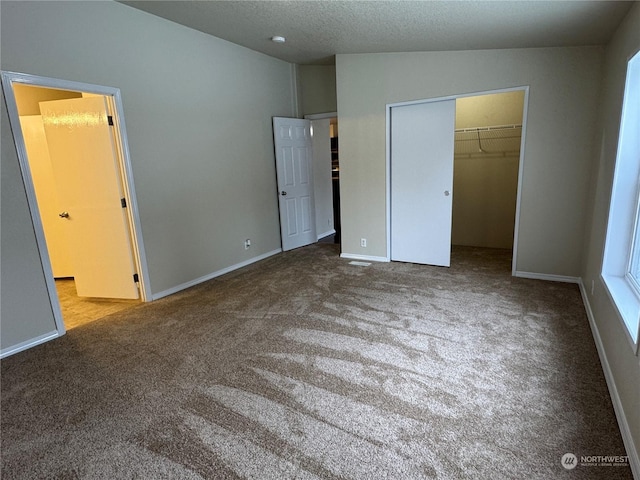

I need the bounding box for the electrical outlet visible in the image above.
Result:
[244,239,251,250]
[360,238,367,248]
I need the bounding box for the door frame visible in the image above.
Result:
[1,71,151,336]
[304,112,338,241]
[386,86,530,274]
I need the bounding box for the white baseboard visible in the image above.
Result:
[578,279,640,479]
[317,229,336,241]
[513,271,580,283]
[340,253,389,263]
[0,330,62,359]
[151,248,282,301]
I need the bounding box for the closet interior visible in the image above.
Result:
[452,91,525,250]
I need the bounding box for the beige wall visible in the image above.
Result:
[18,114,75,278]
[452,155,519,249]
[1,1,295,352]
[336,47,602,274]
[455,91,524,128]
[581,3,640,466]
[299,65,337,116]
[13,85,81,115]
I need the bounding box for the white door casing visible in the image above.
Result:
[390,100,456,266]
[273,117,317,251]
[39,96,139,299]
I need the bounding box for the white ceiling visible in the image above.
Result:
[121,1,634,65]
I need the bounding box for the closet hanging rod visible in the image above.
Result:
[455,123,522,133]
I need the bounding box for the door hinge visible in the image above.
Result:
[107,115,114,126]
[121,197,127,208]
[133,273,139,283]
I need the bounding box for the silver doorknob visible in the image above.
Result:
[59,211,69,218]
[444,191,450,196]
[281,191,287,196]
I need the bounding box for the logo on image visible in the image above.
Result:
[561,453,578,470]
[561,452,629,470]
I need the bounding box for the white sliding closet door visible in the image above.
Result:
[391,100,456,266]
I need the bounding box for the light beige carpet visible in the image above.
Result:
[54,278,140,330]
[1,244,632,479]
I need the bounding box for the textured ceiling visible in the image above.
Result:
[121,1,634,65]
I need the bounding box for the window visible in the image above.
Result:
[602,50,640,350]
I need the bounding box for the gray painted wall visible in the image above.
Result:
[335,47,603,275]
[1,1,295,352]
[582,3,640,466]
[1,94,58,350]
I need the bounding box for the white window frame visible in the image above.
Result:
[627,214,640,295]
[601,50,640,353]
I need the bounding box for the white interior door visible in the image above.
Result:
[310,118,334,238]
[391,100,456,266]
[19,115,74,278]
[273,117,317,251]
[39,96,139,299]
